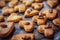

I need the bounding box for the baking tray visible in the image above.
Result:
[0,0,60,40]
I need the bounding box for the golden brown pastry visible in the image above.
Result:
[37,25,47,33]
[0,22,14,38]
[7,13,22,22]
[37,15,47,25]
[41,9,57,20]
[24,8,39,18]
[32,3,44,10]
[21,0,34,6]
[47,0,58,8]
[32,15,39,22]
[37,24,54,38]
[0,0,5,8]
[35,0,43,3]
[53,18,60,26]
[0,16,4,22]
[8,0,18,8]
[2,7,14,16]
[14,4,26,12]
[11,34,35,40]
[56,5,60,12]
[4,0,12,2]
[19,21,34,32]
[44,28,54,38]
[32,15,47,25]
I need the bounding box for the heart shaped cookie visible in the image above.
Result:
[19,21,34,32]
[11,34,35,40]
[32,3,44,10]
[0,22,14,38]
[24,8,39,18]
[7,13,22,22]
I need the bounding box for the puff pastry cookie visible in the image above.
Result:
[32,15,47,25]
[24,8,39,18]
[21,0,34,6]
[41,9,57,20]
[37,24,54,38]
[4,0,12,2]
[14,4,26,12]
[7,13,22,22]
[0,0,5,8]
[2,7,14,16]
[0,22,14,38]
[53,18,60,27]
[32,3,44,10]
[19,21,34,32]
[8,0,18,8]
[47,0,58,8]
[11,34,35,40]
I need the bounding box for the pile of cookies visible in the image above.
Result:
[0,0,60,40]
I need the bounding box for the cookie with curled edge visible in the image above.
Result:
[0,0,6,8]
[47,0,58,8]
[32,15,47,25]
[7,13,22,22]
[19,21,34,32]
[56,5,60,12]
[21,0,34,6]
[11,34,35,40]
[24,8,39,18]
[14,4,26,12]
[37,24,54,38]
[2,7,14,16]
[0,16,4,22]
[35,0,43,3]
[0,22,14,38]
[41,9,57,20]
[32,3,44,10]
[53,18,60,27]
[8,0,18,8]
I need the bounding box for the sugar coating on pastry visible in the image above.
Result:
[7,13,22,22]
